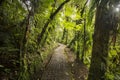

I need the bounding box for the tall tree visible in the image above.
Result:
[88,0,118,79]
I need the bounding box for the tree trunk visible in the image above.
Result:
[81,19,86,62]
[62,28,66,41]
[76,41,80,62]
[88,5,110,80]
[65,29,68,44]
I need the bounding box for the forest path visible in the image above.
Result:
[41,44,73,80]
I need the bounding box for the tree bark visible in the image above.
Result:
[88,5,111,80]
[81,19,86,62]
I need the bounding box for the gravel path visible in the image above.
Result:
[41,44,72,80]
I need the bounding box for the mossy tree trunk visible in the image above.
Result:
[88,4,111,80]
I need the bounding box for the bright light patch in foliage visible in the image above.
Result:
[26,1,31,5]
[115,7,119,12]
[59,17,63,21]
[71,14,76,19]
[118,4,120,7]
[115,4,120,12]
[87,0,90,6]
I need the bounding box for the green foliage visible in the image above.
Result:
[105,45,120,80]
[0,0,120,79]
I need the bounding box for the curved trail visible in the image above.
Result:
[41,44,72,80]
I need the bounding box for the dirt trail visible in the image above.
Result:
[41,44,73,80]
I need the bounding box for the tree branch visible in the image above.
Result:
[37,0,70,44]
[81,0,88,16]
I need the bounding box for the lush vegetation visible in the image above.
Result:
[0,0,120,80]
